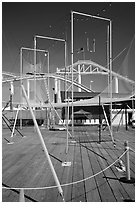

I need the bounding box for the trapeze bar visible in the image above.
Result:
[21,47,46,53]
[72,10,111,22]
[35,35,65,42]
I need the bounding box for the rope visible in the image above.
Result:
[2,149,128,191]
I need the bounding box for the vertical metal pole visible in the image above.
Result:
[9,94,12,111]
[47,52,50,96]
[10,81,14,111]
[64,40,67,77]
[9,92,13,111]
[47,52,50,129]
[71,11,74,137]
[34,37,37,118]
[10,106,20,140]
[21,84,65,201]
[124,141,130,180]
[20,48,23,129]
[93,38,96,53]
[125,104,128,130]
[34,37,37,131]
[64,41,67,122]
[99,96,101,143]
[78,64,82,92]
[107,25,110,96]
[64,40,68,152]
[109,20,114,143]
[66,99,69,154]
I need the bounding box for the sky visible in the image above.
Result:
[2,1,135,93]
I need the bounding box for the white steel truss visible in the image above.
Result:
[56,60,135,84]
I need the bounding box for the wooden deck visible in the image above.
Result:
[2,125,135,202]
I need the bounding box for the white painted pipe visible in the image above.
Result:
[124,141,131,180]
[66,99,70,154]
[19,189,25,202]
[11,107,20,140]
[114,76,119,93]
[102,104,114,143]
[71,11,74,137]
[78,64,82,92]
[21,84,65,201]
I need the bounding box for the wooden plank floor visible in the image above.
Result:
[2,125,135,202]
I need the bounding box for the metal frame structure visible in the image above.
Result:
[20,47,47,129]
[71,10,113,141]
[34,35,70,153]
[3,12,135,141]
[56,60,134,82]
[34,35,67,93]
[34,36,67,114]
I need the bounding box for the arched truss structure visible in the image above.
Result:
[2,59,135,95]
[56,60,135,85]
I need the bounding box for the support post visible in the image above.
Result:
[64,40,67,125]
[107,25,110,96]
[9,94,13,111]
[47,108,50,129]
[55,78,58,102]
[58,79,61,103]
[119,141,135,183]
[99,96,101,143]
[71,11,74,137]
[109,20,113,143]
[78,64,81,92]
[102,104,115,145]
[11,106,20,137]
[19,189,25,202]
[21,84,65,201]
[114,76,119,93]
[20,48,23,129]
[66,98,70,154]
[10,81,14,111]
[124,141,130,180]
[34,37,37,131]
[47,52,50,97]
[125,104,128,131]
[9,106,20,144]
[65,74,69,154]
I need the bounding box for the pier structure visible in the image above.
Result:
[2,8,135,202]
